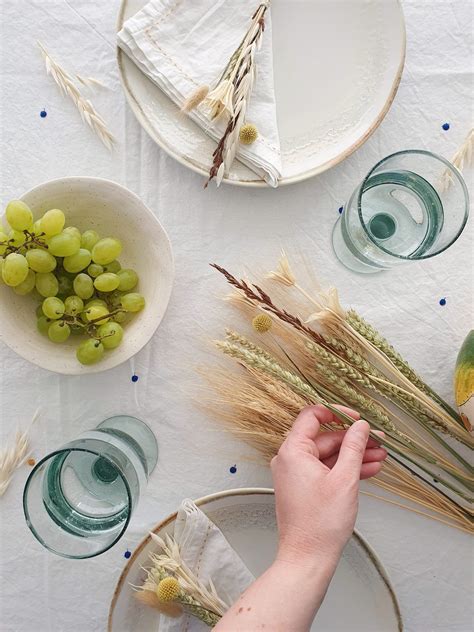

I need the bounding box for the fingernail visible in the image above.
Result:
[371,430,385,437]
[352,419,370,433]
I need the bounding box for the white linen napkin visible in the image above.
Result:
[117,0,281,186]
[160,499,254,632]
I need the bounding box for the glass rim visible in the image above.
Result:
[357,149,470,260]
[22,446,132,560]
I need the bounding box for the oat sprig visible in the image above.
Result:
[38,41,115,150]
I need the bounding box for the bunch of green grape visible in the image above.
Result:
[0,200,146,366]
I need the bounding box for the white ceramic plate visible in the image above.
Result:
[108,489,402,631]
[116,0,405,187]
[0,177,174,375]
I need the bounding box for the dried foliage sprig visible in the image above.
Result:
[136,532,225,627]
[440,127,473,191]
[37,42,115,150]
[205,256,474,533]
[181,3,269,186]
[0,430,30,497]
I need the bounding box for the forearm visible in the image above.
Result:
[214,551,340,632]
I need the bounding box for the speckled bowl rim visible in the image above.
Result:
[116,1,406,188]
[107,488,403,631]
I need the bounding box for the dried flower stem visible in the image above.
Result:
[205,3,269,186]
[38,41,115,150]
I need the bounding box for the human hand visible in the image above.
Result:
[271,405,387,568]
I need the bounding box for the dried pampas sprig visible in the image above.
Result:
[38,42,115,150]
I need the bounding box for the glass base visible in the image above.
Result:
[96,416,158,477]
[332,218,383,274]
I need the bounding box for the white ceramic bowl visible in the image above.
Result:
[0,177,174,374]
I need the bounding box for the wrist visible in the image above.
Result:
[275,540,341,577]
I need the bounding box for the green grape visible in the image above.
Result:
[85,298,107,309]
[48,232,81,257]
[48,321,71,343]
[63,226,81,241]
[103,260,121,274]
[86,304,110,325]
[97,322,124,349]
[64,295,84,315]
[2,253,29,286]
[42,297,65,320]
[0,231,8,255]
[35,304,44,318]
[8,229,26,247]
[81,229,100,252]
[117,268,138,292]
[56,273,74,297]
[0,259,3,284]
[40,209,65,236]
[113,310,132,325]
[73,273,94,300]
[77,339,104,365]
[37,315,52,335]
[92,238,122,266]
[87,263,103,278]
[36,272,59,297]
[5,200,33,231]
[26,249,57,273]
[63,248,92,274]
[32,219,43,235]
[121,292,145,313]
[13,269,36,295]
[94,272,120,292]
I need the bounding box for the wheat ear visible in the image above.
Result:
[38,42,115,150]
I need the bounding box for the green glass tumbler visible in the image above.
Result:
[23,415,158,559]
[332,150,469,273]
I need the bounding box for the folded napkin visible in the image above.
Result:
[118,0,281,186]
[160,499,254,631]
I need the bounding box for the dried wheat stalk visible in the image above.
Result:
[38,42,115,150]
[205,257,474,532]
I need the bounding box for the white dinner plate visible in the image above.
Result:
[116,0,405,187]
[108,489,402,631]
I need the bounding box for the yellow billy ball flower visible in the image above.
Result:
[252,313,272,333]
[239,123,258,145]
[156,577,180,602]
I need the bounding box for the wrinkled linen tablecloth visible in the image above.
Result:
[0,1,472,631]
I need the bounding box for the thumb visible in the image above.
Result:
[334,419,370,477]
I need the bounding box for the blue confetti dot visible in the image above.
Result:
[442,123,450,131]
[40,109,47,118]
[124,550,131,559]
[131,374,139,383]
[338,206,344,214]
[439,298,447,306]
[229,465,237,474]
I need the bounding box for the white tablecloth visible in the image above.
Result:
[0,1,472,631]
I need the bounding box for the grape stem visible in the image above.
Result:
[1,229,48,256]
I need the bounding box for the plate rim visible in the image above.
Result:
[0,175,175,375]
[116,1,406,188]
[107,487,403,631]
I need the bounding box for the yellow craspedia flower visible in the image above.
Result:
[239,123,258,145]
[252,313,272,333]
[156,577,180,602]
